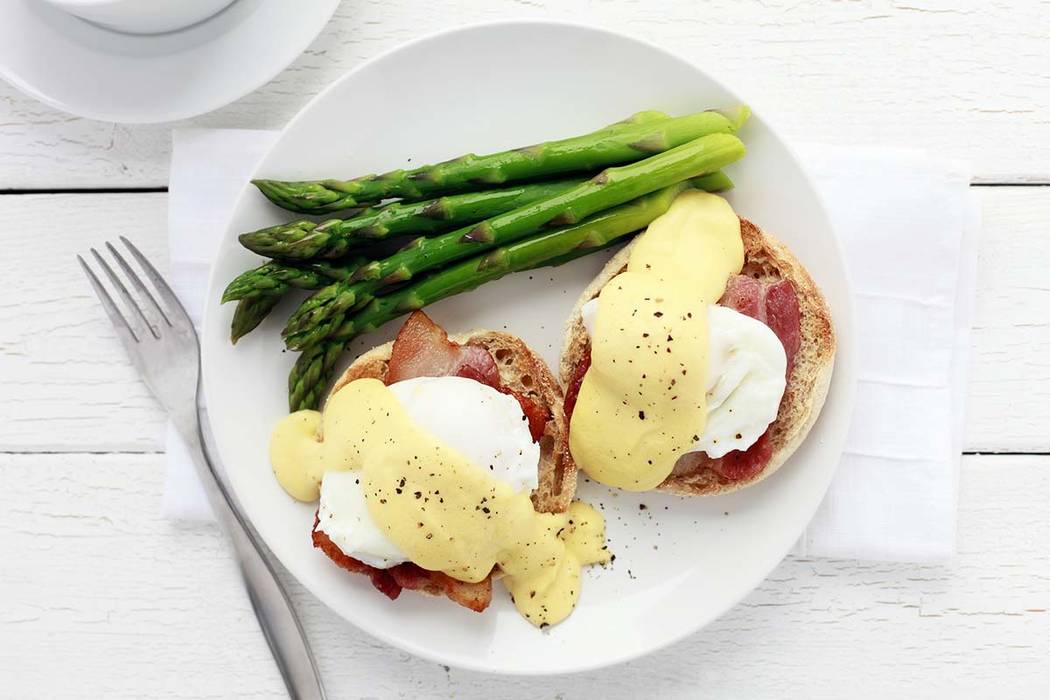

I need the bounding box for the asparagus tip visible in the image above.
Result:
[725,105,752,133]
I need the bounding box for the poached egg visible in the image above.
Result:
[581,297,786,459]
[315,375,540,569]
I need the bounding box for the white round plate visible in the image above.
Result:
[0,0,338,123]
[202,21,857,675]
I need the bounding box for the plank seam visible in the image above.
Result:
[971,181,1050,187]
[0,187,168,195]
[0,450,166,455]
[961,455,1050,459]
[0,183,1047,196]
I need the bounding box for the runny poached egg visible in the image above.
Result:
[315,375,540,569]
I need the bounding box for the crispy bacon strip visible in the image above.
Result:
[312,520,492,611]
[386,311,501,386]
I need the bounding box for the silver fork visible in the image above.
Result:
[79,237,326,700]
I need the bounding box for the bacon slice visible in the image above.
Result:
[568,275,803,482]
[389,563,492,612]
[671,432,773,482]
[564,346,591,422]
[719,275,765,322]
[312,521,492,611]
[764,280,801,372]
[718,275,801,371]
[387,311,501,385]
[312,517,403,600]
[503,387,548,442]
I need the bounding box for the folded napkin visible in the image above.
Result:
[163,129,979,563]
[792,145,979,562]
[162,129,278,521]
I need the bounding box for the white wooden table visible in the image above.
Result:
[2,2,1049,697]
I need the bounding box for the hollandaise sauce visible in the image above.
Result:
[271,377,609,627]
[569,190,744,490]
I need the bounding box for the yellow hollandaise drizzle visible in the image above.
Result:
[270,378,609,627]
[569,191,744,491]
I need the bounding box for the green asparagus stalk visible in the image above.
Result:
[287,180,698,410]
[222,259,366,342]
[608,110,670,127]
[288,342,345,412]
[691,170,734,192]
[254,110,743,213]
[528,237,623,269]
[231,295,282,343]
[282,132,746,350]
[253,111,667,220]
[240,112,671,260]
[238,179,583,260]
[221,260,363,303]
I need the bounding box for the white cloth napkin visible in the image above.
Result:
[163,129,979,563]
[162,129,278,521]
[792,145,979,562]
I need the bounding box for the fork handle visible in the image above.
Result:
[178,418,326,700]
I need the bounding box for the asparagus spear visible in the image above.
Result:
[691,170,734,192]
[231,295,282,344]
[254,110,742,214]
[282,132,746,350]
[239,179,583,261]
[222,259,365,342]
[287,180,698,410]
[607,109,670,127]
[240,112,671,260]
[221,260,363,303]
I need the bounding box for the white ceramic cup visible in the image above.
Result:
[41,0,238,34]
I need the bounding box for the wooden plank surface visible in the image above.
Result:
[2,0,1050,188]
[2,452,1047,699]
[0,186,1045,453]
[3,3,1049,696]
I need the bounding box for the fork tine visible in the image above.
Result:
[78,254,140,345]
[120,236,195,329]
[106,241,171,328]
[91,248,159,340]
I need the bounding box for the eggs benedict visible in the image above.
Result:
[561,191,835,495]
[271,311,608,625]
